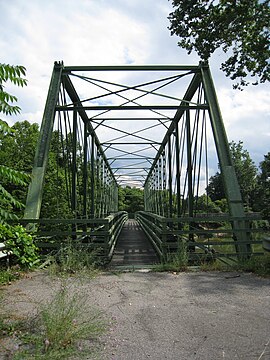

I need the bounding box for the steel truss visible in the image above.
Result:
[24,62,257,259]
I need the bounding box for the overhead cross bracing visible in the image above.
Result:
[56,64,208,189]
[23,62,265,263]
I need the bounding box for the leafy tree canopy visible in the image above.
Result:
[206,141,257,206]
[253,152,270,218]
[168,0,270,89]
[0,64,29,221]
[118,186,144,214]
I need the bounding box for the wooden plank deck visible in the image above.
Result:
[110,219,159,267]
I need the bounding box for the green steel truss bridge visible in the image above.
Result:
[22,62,265,264]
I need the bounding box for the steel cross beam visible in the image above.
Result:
[63,65,201,72]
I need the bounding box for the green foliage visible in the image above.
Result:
[0,121,37,219]
[195,194,222,213]
[201,254,270,277]
[48,242,100,277]
[0,63,29,221]
[230,140,257,205]
[206,172,225,202]
[0,123,31,221]
[0,163,30,221]
[118,186,144,214]
[168,0,270,89]
[154,239,188,272]
[215,198,228,213]
[0,224,39,268]
[0,63,27,115]
[0,121,39,173]
[0,268,19,285]
[253,152,270,220]
[206,141,257,208]
[237,254,270,277]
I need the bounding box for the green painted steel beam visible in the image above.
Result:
[62,65,201,72]
[24,62,63,220]
[200,62,251,256]
[101,142,161,145]
[56,105,208,111]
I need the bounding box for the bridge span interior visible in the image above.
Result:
[23,63,265,266]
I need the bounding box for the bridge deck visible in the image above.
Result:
[110,219,159,267]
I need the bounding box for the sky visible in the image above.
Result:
[1,0,269,172]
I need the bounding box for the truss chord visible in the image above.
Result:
[56,105,209,111]
[69,71,199,106]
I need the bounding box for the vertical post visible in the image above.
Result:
[71,109,77,216]
[186,108,195,245]
[200,62,251,257]
[83,120,88,219]
[100,159,104,217]
[90,133,95,218]
[24,62,63,221]
[144,180,148,211]
[162,151,166,217]
[71,108,77,238]
[168,136,173,218]
[96,152,101,217]
[186,109,193,218]
[154,166,158,214]
[175,122,182,220]
[158,158,162,216]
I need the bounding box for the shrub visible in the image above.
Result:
[0,224,39,268]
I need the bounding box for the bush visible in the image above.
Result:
[0,224,39,268]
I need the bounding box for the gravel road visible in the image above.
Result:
[1,270,269,359]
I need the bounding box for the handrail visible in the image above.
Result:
[12,211,128,263]
[136,211,267,261]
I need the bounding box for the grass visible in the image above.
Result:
[45,243,101,278]
[200,253,270,277]
[9,284,106,360]
[151,235,270,277]
[153,239,188,272]
[0,266,21,285]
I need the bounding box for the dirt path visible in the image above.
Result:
[1,270,270,359]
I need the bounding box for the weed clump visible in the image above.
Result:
[46,242,101,278]
[13,285,106,359]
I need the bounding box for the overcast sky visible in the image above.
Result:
[1,0,269,168]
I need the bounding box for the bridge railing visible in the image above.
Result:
[13,211,128,263]
[135,211,268,262]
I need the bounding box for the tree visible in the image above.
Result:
[206,172,225,202]
[252,152,270,219]
[206,141,257,208]
[118,186,144,214]
[168,0,270,89]
[230,141,257,206]
[195,194,222,213]
[0,120,39,172]
[0,121,39,217]
[0,64,29,221]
